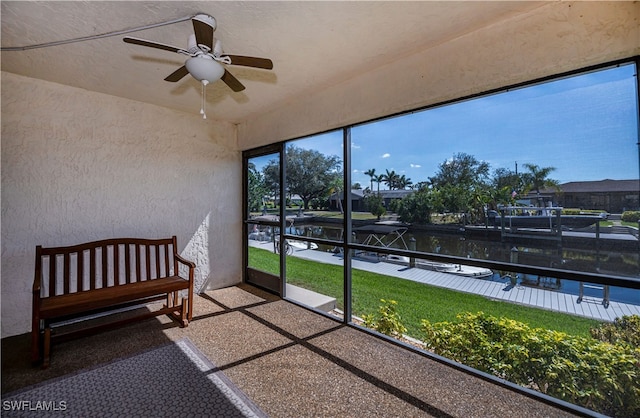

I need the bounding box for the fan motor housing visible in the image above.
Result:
[193,14,216,30]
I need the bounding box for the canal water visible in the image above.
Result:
[272,223,640,306]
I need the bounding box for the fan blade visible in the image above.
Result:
[224,55,273,70]
[164,66,189,82]
[123,37,182,54]
[221,70,245,92]
[192,18,214,51]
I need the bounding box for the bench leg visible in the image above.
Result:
[31,323,41,365]
[42,327,51,369]
[180,297,188,327]
[165,294,189,327]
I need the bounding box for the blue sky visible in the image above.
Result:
[252,63,639,189]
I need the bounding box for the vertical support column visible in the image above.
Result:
[279,145,287,298]
[409,237,416,268]
[343,127,353,325]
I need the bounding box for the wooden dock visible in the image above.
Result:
[249,240,640,322]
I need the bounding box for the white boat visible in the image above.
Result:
[288,240,319,251]
[386,254,493,278]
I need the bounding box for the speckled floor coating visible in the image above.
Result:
[2,284,581,417]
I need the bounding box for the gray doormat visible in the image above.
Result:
[2,338,267,417]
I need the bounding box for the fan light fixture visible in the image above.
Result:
[185,56,224,119]
[185,56,224,83]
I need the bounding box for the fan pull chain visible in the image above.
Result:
[200,80,209,119]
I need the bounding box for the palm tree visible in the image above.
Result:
[396,174,413,190]
[382,169,399,190]
[373,174,384,193]
[364,168,376,191]
[522,163,559,206]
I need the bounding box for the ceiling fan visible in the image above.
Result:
[123,14,273,118]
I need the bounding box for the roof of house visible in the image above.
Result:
[542,179,640,194]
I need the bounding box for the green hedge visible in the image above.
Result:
[421,312,640,417]
[562,208,605,216]
[621,211,640,223]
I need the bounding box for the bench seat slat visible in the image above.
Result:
[39,276,189,319]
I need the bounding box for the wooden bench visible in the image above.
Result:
[31,236,195,368]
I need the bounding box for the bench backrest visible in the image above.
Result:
[35,237,181,298]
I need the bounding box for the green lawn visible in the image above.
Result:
[249,247,602,338]
[621,220,640,228]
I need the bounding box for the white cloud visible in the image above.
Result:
[353,169,359,173]
[351,142,361,149]
[381,153,391,159]
[410,164,422,168]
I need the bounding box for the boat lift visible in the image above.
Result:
[577,282,610,308]
[353,224,410,251]
[352,224,493,278]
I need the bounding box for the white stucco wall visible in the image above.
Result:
[1,72,241,337]
[2,1,638,338]
[238,1,639,148]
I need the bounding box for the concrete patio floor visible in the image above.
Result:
[2,284,587,417]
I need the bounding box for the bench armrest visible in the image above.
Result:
[174,254,196,270]
[171,238,195,321]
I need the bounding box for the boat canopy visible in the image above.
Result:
[352,225,408,235]
[353,224,409,249]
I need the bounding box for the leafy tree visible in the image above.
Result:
[287,147,342,210]
[413,181,431,191]
[247,163,268,212]
[262,160,280,208]
[488,167,522,208]
[396,188,434,224]
[263,146,342,210]
[429,152,490,189]
[352,182,362,190]
[486,185,517,210]
[427,153,491,219]
[438,184,470,214]
[492,167,521,193]
[363,191,386,220]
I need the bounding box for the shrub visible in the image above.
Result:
[621,211,640,223]
[421,312,640,417]
[396,189,433,224]
[363,193,386,220]
[362,299,407,337]
[590,315,640,348]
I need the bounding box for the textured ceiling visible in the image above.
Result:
[1,1,544,123]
